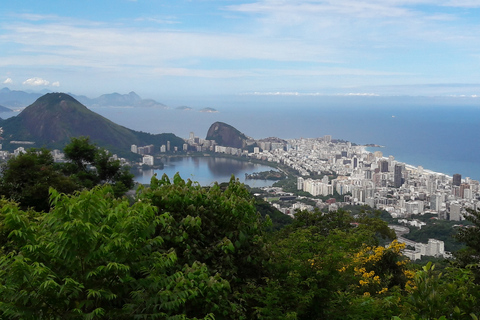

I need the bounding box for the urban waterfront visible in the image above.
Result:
[133,156,278,187]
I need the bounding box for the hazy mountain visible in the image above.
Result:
[74,91,167,108]
[0,87,42,109]
[176,106,193,111]
[0,104,12,112]
[0,93,183,155]
[0,88,167,109]
[206,122,249,149]
[200,107,218,113]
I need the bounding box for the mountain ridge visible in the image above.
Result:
[0,87,167,109]
[0,92,183,156]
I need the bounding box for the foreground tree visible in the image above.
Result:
[0,149,77,211]
[62,137,134,196]
[454,209,480,282]
[0,186,231,319]
[0,137,134,211]
[137,174,269,319]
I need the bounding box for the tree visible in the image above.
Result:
[62,137,134,194]
[0,137,134,211]
[137,173,269,319]
[454,208,480,282]
[0,149,77,211]
[0,186,230,319]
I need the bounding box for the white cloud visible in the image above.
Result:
[52,81,60,87]
[3,78,13,84]
[23,77,50,86]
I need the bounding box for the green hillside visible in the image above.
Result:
[0,93,184,155]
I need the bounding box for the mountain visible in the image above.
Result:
[0,88,167,109]
[0,93,183,155]
[206,122,250,149]
[0,104,12,112]
[74,91,167,108]
[0,87,42,109]
[200,107,217,113]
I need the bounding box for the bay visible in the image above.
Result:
[134,156,278,187]
[91,95,480,181]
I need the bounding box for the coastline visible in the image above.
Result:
[364,146,453,179]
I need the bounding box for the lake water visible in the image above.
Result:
[134,156,278,187]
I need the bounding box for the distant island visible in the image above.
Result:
[199,107,218,113]
[176,106,193,111]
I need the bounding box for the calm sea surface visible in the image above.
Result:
[134,156,278,187]
[91,95,480,181]
[5,95,480,181]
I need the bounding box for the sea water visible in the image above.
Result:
[90,95,480,181]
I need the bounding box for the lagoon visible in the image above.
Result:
[134,156,278,187]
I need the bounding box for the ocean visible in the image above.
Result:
[89,95,480,180]
[4,94,480,181]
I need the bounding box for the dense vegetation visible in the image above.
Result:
[1,155,480,319]
[0,137,134,212]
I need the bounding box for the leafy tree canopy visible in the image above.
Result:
[0,137,134,211]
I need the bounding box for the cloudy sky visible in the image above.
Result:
[1,0,480,98]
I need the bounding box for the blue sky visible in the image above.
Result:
[1,0,480,99]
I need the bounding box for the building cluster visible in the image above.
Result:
[234,136,479,222]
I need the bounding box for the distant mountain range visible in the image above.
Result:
[0,87,42,109]
[74,91,167,108]
[0,93,184,156]
[0,88,167,109]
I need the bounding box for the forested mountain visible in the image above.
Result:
[0,92,183,154]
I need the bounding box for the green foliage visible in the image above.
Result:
[399,262,480,320]
[255,208,401,320]
[0,186,230,319]
[404,219,464,252]
[454,209,480,282]
[137,174,269,319]
[0,137,134,211]
[253,196,293,231]
[0,149,77,211]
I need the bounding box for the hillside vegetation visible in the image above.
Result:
[0,93,184,155]
[1,171,480,319]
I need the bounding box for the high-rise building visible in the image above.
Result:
[297,177,304,191]
[453,173,461,186]
[380,160,389,173]
[394,164,403,188]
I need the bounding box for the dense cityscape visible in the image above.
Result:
[179,132,477,260]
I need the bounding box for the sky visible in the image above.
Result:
[1,0,480,99]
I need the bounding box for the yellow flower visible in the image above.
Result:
[377,287,388,294]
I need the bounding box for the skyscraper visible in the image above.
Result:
[394,164,403,188]
[453,173,461,186]
[380,160,389,173]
